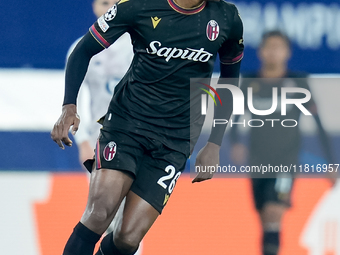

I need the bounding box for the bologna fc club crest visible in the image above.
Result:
[104,5,117,21]
[103,141,117,161]
[206,20,219,41]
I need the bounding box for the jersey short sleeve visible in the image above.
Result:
[218,5,244,65]
[89,0,137,49]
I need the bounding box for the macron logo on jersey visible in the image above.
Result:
[146,41,213,63]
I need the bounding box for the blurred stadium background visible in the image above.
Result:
[1,0,340,254]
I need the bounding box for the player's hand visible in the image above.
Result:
[51,104,80,149]
[231,143,247,165]
[192,142,220,183]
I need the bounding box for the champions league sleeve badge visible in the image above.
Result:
[104,5,118,21]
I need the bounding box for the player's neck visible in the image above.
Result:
[174,0,205,9]
[260,65,287,78]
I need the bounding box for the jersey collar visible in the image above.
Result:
[167,0,206,15]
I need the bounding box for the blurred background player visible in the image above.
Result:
[67,0,133,165]
[230,30,335,255]
[66,0,138,251]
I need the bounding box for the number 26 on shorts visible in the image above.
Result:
[157,165,181,194]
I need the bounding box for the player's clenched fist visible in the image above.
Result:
[192,142,220,183]
[51,104,80,149]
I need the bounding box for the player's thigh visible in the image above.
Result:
[87,168,133,207]
[113,190,160,246]
[82,169,133,223]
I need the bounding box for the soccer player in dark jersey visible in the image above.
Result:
[230,30,334,255]
[50,0,244,254]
